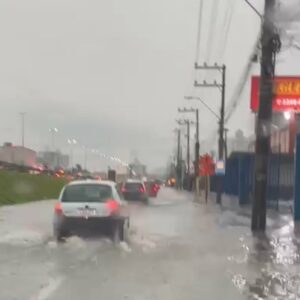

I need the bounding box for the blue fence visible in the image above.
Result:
[211,152,294,205]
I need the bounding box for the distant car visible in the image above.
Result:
[121,180,148,203]
[145,181,160,198]
[53,180,129,242]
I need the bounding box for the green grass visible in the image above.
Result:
[0,170,68,205]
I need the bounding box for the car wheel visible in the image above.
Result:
[54,228,67,242]
[111,220,120,244]
[120,218,130,242]
[111,218,130,243]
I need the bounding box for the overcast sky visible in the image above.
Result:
[0,0,299,171]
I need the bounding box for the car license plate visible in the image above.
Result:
[79,209,96,219]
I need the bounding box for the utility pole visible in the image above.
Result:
[185,95,222,188]
[178,107,199,179]
[194,63,226,204]
[251,0,281,231]
[187,120,190,175]
[177,119,191,189]
[20,112,26,148]
[175,128,181,189]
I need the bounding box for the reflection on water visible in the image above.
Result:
[230,221,300,299]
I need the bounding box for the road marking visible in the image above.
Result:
[31,276,64,300]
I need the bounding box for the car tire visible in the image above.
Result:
[111,220,121,244]
[111,218,130,243]
[54,228,67,242]
[120,218,130,242]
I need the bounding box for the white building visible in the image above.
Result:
[0,143,37,167]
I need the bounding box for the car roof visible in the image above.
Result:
[125,179,143,183]
[67,180,116,187]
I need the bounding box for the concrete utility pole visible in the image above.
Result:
[175,128,181,189]
[176,119,191,175]
[194,64,226,204]
[187,120,190,175]
[251,0,281,231]
[178,107,199,179]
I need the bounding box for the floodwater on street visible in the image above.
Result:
[0,188,300,300]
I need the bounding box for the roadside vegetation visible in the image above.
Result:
[0,170,67,205]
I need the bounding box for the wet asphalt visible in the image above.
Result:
[0,188,299,300]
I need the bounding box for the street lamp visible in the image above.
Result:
[20,112,26,148]
[185,96,220,120]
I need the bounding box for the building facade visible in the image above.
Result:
[0,143,37,167]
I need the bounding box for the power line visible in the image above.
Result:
[224,35,260,123]
[195,0,204,64]
[224,1,300,125]
[205,0,219,64]
[218,0,237,61]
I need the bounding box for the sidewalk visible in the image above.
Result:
[183,189,295,234]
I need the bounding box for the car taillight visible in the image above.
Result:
[54,202,63,215]
[139,187,145,193]
[106,199,119,214]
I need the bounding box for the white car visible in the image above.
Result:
[53,180,129,242]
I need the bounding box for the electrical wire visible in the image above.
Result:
[195,0,204,64]
[224,34,260,124]
[205,0,219,64]
[218,0,237,61]
[215,0,234,59]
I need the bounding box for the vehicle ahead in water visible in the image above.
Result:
[53,180,129,242]
[121,179,148,203]
[145,180,160,198]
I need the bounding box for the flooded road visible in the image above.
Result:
[0,188,299,299]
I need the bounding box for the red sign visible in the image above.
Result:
[251,76,300,112]
[199,154,215,176]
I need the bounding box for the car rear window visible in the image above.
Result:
[124,182,143,190]
[62,184,113,203]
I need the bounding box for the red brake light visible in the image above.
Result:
[106,199,119,214]
[139,187,145,193]
[54,202,63,215]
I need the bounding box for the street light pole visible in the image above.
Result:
[20,112,26,148]
[67,138,77,170]
[49,128,58,151]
